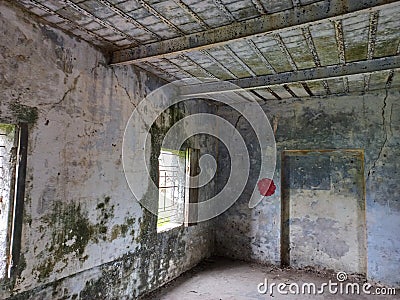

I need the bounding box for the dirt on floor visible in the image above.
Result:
[140,257,400,300]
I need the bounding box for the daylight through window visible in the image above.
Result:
[157,149,186,232]
[0,124,15,278]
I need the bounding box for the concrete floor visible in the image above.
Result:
[142,257,400,300]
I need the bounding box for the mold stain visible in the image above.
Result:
[12,103,194,297]
[35,196,116,281]
[36,202,95,281]
[95,196,114,242]
[109,217,136,242]
[8,102,38,124]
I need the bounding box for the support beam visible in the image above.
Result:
[111,0,400,65]
[180,55,400,96]
[334,19,346,64]
[367,11,379,60]
[333,20,348,93]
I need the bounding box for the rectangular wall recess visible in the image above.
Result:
[281,149,367,275]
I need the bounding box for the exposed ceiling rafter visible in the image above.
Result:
[140,61,181,81]
[136,0,184,35]
[302,27,331,94]
[173,0,210,30]
[200,50,237,79]
[364,11,380,92]
[224,45,257,77]
[246,39,276,74]
[59,0,140,44]
[28,0,117,48]
[273,33,298,71]
[177,55,218,78]
[333,19,349,93]
[251,0,267,15]
[212,0,236,22]
[97,0,161,40]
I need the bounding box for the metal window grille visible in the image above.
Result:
[0,124,15,279]
[157,150,186,231]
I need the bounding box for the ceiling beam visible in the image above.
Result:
[179,55,400,96]
[111,0,400,65]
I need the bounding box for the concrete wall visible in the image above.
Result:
[0,2,215,298]
[1,0,399,295]
[215,90,400,287]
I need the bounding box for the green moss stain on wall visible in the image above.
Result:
[33,194,142,282]
[35,195,118,281]
[0,123,15,135]
[95,196,114,242]
[109,217,136,242]
[8,103,38,124]
[22,102,195,296]
[36,202,94,281]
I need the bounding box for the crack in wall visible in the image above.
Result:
[89,59,107,75]
[112,68,136,109]
[230,114,243,142]
[111,68,154,132]
[37,74,81,129]
[368,88,389,177]
[51,75,81,108]
[234,115,243,129]
[389,103,394,138]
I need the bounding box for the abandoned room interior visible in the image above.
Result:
[0,0,399,299]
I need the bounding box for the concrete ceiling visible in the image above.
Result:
[9,0,400,100]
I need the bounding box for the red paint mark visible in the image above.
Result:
[257,178,276,196]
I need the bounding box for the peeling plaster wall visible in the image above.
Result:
[0,2,215,299]
[215,91,400,287]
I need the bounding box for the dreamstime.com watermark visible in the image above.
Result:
[257,272,397,297]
